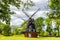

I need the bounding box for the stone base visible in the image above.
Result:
[24,32,38,38]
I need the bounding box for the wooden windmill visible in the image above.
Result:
[22,8,40,38]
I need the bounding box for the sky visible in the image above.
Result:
[10,0,50,26]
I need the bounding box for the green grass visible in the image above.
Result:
[0,34,60,40]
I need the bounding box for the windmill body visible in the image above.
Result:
[26,18,36,32]
[24,18,38,38]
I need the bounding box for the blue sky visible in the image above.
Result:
[10,0,50,26]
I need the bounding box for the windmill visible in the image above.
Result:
[22,8,40,38]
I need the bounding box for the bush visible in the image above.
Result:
[43,31,48,36]
[2,24,11,36]
[14,27,21,35]
[0,27,2,34]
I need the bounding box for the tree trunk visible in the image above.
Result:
[48,32,51,36]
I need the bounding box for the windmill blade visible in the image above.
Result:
[21,20,28,26]
[30,8,40,18]
[22,9,30,18]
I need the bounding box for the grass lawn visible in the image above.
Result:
[0,34,60,40]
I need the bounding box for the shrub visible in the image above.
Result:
[3,24,11,36]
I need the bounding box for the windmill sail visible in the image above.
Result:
[22,9,30,18]
[21,8,40,26]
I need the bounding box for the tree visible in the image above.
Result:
[45,17,52,36]
[0,1,20,31]
[0,0,20,36]
[48,0,60,19]
[47,0,60,36]
[0,22,5,34]
[53,19,60,36]
[35,17,44,36]
[3,24,11,36]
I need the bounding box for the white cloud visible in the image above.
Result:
[11,16,24,26]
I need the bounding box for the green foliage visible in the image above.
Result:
[45,17,51,25]
[43,31,48,36]
[53,19,60,36]
[48,0,60,19]
[49,0,60,10]
[35,17,44,35]
[48,0,60,36]
[2,24,11,36]
[14,27,20,35]
[45,17,52,36]
[20,22,27,32]
[23,0,35,9]
[0,22,5,34]
[46,26,52,32]
[0,0,20,25]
